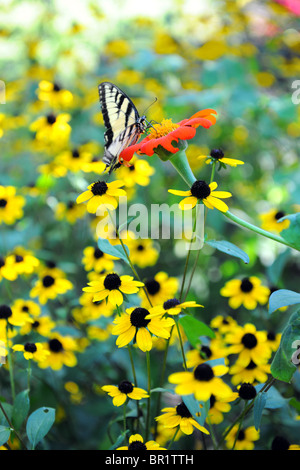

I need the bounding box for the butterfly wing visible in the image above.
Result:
[98,82,144,170]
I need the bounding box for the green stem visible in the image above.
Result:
[167,426,180,449]
[0,401,27,450]
[175,318,187,370]
[223,210,296,250]
[127,345,140,433]
[169,149,196,187]
[231,401,248,450]
[123,401,127,437]
[6,323,15,402]
[145,351,151,441]
[27,359,32,393]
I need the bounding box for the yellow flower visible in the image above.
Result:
[198,148,244,167]
[139,271,179,307]
[207,393,238,425]
[82,246,117,273]
[125,234,159,269]
[0,186,25,225]
[117,433,166,450]
[76,180,126,213]
[259,208,290,233]
[146,298,203,318]
[5,247,39,277]
[83,272,144,307]
[220,276,270,310]
[72,291,114,323]
[38,333,78,370]
[116,158,155,187]
[54,201,86,224]
[20,315,56,337]
[36,80,73,108]
[225,323,272,366]
[112,306,175,352]
[168,363,233,402]
[30,113,71,149]
[156,402,210,436]
[30,270,73,305]
[229,359,270,386]
[0,256,18,282]
[102,380,149,406]
[12,342,50,362]
[169,181,231,212]
[54,147,100,174]
[225,425,260,450]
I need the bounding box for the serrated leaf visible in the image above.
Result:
[179,315,215,348]
[205,239,249,264]
[0,425,11,447]
[26,407,55,449]
[269,289,300,314]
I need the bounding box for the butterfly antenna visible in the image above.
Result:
[142,96,158,115]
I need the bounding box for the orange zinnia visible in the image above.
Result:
[119,109,217,163]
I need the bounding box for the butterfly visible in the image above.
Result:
[98,82,151,173]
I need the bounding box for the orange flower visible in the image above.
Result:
[119,109,217,163]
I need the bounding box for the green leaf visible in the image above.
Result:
[253,393,267,430]
[97,237,130,265]
[0,425,11,447]
[270,310,300,383]
[269,289,300,314]
[12,389,30,431]
[266,249,290,285]
[179,315,215,348]
[26,407,55,449]
[109,430,129,450]
[182,395,209,427]
[280,213,300,250]
[205,239,249,264]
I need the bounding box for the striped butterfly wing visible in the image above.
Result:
[98,82,145,171]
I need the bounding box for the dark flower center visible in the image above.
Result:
[94,248,104,259]
[240,277,253,293]
[246,360,257,370]
[42,275,55,288]
[145,279,160,296]
[238,382,257,400]
[210,148,224,160]
[0,199,7,208]
[53,83,61,92]
[22,305,29,312]
[267,331,276,341]
[137,244,144,251]
[275,211,285,220]
[129,165,135,171]
[190,180,211,200]
[130,307,151,328]
[209,394,216,408]
[24,343,37,353]
[0,257,5,268]
[176,402,192,418]
[128,440,147,451]
[91,181,108,196]
[194,363,214,382]
[15,255,24,263]
[103,273,121,290]
[67,201,75,209]
[46,260,56,268]
[200,345,212,359]
[237,430,245,441]
[46,113,56,125]
[0,304,12,319]
[163,298,180,310]
[32,321,40,329]
[118,380,134,394]
[241,333,257,349]
[49,338,63,353]
[72,149,80,158]
[271,436,290,450]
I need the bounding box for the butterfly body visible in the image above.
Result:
[98,82,148,172]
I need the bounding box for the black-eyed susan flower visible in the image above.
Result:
[36,80,73,108]
[155,401,209,436]
[30,112,71,149]
[125,235,159,269]
[0,303,33,328]
[102,380,149,406]
[139,271,179,307]
[220,276,270,310]
[168,363,232,402]
[207,393,238,425]
[0,186,25,225]
[30,270,73,305]
[265,330,281,352]
[229,359,270,386]
[146,298,203,319]
[82,246,117,273]
[5,247,39,277]
[225,425,260,450]
[237,382,257,401]
[37,333,78,370]
[54,146,96,174]
[117,433,166,450]
[20,315,56,337]
[210,315,238,335]
[168,180,231,212]
[112,306,175,351]
[0,256,18,282]
[86,324,112,342]
[186,336,229,369]
[259,208,290,233]
[271,436,300,451]
[83,272,144,307]
[116,157,155,187]
[198,148,244,168]
[12,342,50,362]
[54,200,86,224]
[76,180,126,213]
[72,291,114,323]
[225,323,272,366]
